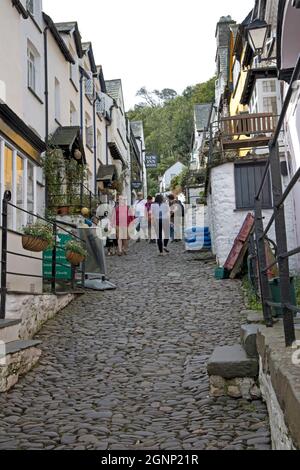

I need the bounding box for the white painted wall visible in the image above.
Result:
[161,162,187,193]
[207,162,298,272]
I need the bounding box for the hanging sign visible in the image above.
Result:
[145,155,158,169]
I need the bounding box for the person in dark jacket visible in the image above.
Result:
[151,194,170,256]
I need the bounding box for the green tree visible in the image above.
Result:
[127,77,215,194]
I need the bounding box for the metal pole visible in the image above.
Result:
[81,259,85,289]
[249,232,258,295]
[269,143,296,346]
[71,265,75,291]
[0,191,11,319]
[254,197,273,327]
[51,222,57,294]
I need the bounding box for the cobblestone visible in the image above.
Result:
[0,243,271,450]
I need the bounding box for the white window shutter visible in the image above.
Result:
[85,78,94,97]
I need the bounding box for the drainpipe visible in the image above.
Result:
[79,66,90,138]
[43,26,49,211]
[137,137,145,197]
[93,93,98,196]
[43,27,49,144]
[105,103,116,165]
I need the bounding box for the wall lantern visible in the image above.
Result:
[246,19,269,59]
[74,149,82,161]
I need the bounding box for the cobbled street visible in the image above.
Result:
[0,243,271,450]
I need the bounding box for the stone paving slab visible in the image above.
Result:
[0,243,271,450]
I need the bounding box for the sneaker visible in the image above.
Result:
[164,248,170,254]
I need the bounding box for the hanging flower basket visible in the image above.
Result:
[21,223,53,252]
[22,235,50,253]
[64,240,87,266]
[56,206,70,216]
[66,251,85,266]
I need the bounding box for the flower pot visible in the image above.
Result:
[57,206,70,216]
[66,251,85,266]
[22,235,50,252]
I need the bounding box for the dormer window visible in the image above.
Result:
[26,0,34,15]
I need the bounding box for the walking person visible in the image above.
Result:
[101,211,117,256]
[114,196,134,256]
[145,195,155,243]
[167,194,176,242]
[134,192,147,242]
[151,194,170,256]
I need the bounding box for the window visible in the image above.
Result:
[263,96,278,115]
[16,155,24,230]
[69,46,78,86]
[0,139,36,230]
[97,131,101,159]
[27,162,35,223]
[26,0,34,15]
[70,102,77,125]
[235,162,272,210]
[85,77,94,100]
[85,114,93,151]
[27,47,36,91]
[263,80,276,93]
[54,78,61,122]
[4,145,13,228]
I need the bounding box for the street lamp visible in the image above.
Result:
[246,19,269,59]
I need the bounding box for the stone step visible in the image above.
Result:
[207,344,259,380]
[0,319,21,343]
[241,310,265,324]
[4,339,42,355]
[0,340,42,393]
[240,324,260,359]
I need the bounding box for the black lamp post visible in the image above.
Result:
[246,19,269,60]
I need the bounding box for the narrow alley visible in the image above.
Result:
[0,243,271,451]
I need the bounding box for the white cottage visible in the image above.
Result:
[160,162,187,195]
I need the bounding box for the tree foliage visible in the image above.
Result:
[127,77,215,196]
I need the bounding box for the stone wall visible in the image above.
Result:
[6,293,76,340]
[257,325,300,450]
[0,346,41,393]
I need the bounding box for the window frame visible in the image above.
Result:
[27,46,36,92]
[0,136,37,230]
[54,77,61,123]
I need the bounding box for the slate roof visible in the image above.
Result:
[55,21,83,58]
[50,126,80,149]
[97,165,117,182]
[11,0,28,18]
[130,121,143,139]
[241,10,253,27]
[82,42,97,73]
[194,104,213,131]
[105,80,122,101]
[43,14,75,64]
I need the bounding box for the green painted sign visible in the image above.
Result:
[43,234,72,280]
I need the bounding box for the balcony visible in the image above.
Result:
[219,113,277,150]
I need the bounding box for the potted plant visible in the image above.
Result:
[22,222,53,252]
[65,240,87,266]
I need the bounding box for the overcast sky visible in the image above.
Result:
[43,0,254,110]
